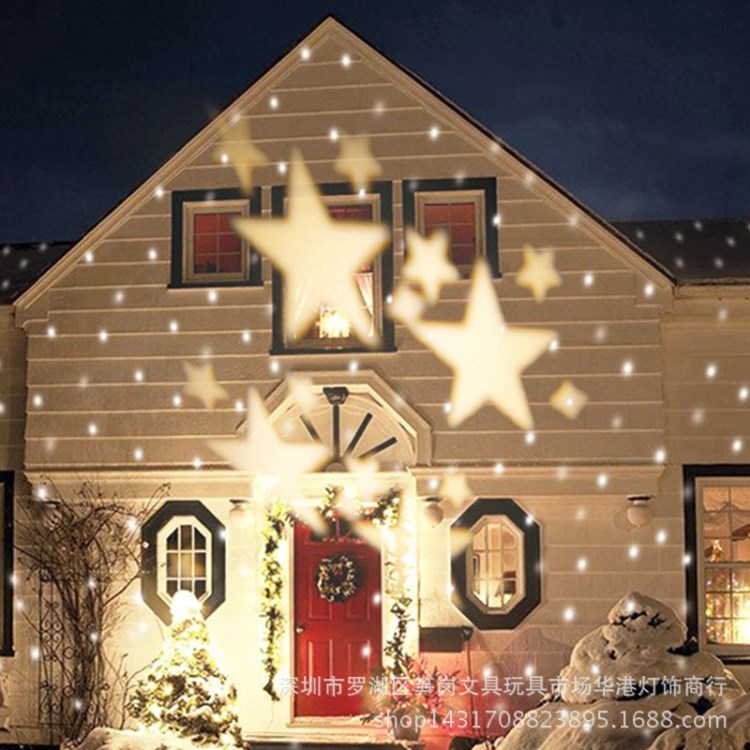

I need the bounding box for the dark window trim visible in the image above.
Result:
[403,177,500,278]
[141,500,226,624]
[170,188,263,289]
[0,471,14,656]
[683,464,750,661]
[269,181,395,355]
[451,497,541,630]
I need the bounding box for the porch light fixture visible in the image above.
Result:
[229,499,250,525]
[626,494,653,529]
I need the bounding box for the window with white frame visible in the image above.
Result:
[415,190,486,272]
[278,193,385,351]
[182,200,250,283]
[698,478,750,650]
[157,516,212,603]
[468,515,524,614]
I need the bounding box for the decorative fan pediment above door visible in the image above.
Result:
[253,370,431,470]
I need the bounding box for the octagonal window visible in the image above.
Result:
[451,498,541,630]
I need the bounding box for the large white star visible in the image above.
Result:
[208,388,329,477]
[234,150,390,345]
[409,260,556,428]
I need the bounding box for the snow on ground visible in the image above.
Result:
[71,727,221,750]
[483,593,750,750]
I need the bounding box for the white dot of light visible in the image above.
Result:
[154,186,164,199]
[428,477,440,492]
[373,100,385,115]
[524,664,535,677]
[0,403,4,415]
[493,213,501,226]
[568,213,580,227]
[683,553,692,566]
[429,125,440,140]
[563,606,575,623]
[30,646,41,661]
[549,338,559,352]
[113,290,125,303]
[525,431,536,445]
[207,289,218,304]
[654,447,667,464]
[576,508,587,521]
[172,394,182,408]
[644,283,655,298]
[241,330,252,343]
[169,320,179,333]
[98,329,109,343]
[442,402,452,415]
[341,53,351,67]
[691,408,705,425]
[192,457,203,470]
[134,447,144,461]
[493,462,505,475]
[597,473,609,489]
[134,369,144,382]
[594,325,608,342]
[269,95,279,109]
[278,162,287,175]
[739,386,749,402]
[147,247,158,261]
[576,557,588,571]
[556,465,569,480]
[706,363,718,379]
[372,592,381,605]
[32,394,43,408]
[583,272,594,287]
[733,438,744,454]
[220,152,229,164]
[47,325,57,338]
[88,423,98,436]
[348,360,359,373]
[361,644,371,658]
[329,128,339,142]
[235,400,244,413]
[301,46,311,60]
[269,360,280,374]
[656,530,667,544]
[629,545,640,559]
[718,306,729,322]
[84,250,94,263]
[525,514,535,527]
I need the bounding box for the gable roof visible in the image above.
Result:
[12,16,675,318]
[0,241,74,305]
[613,218,750,285]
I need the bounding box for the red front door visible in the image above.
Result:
[293,517,382,716]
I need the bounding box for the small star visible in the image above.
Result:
[208,388,329,478]
[407,260,556,428]
[549,380,588,420]
[183,361,229,410]
[213,119,268,194]
[234,150,390,345]
[440,471,472,511]
[516,244,562,302]
[333,135,382,192]
[402,228,459,305]
[388,284,426,325]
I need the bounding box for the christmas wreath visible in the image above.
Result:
[316,554,358,602]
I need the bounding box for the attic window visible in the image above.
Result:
[170,189,262,288]
[403,178,500,277]
[417,192,485,271]
[270,182,395,354]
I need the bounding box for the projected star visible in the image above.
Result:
[409,260,556,429]
[333,135,382,192]
[234,150,390,345]
[402,228,459,305]
[183,361,228,410]
[516,244,561,302]
[440,470,472,511]
[285,373,317,415]
[213,119,268,194]
[549,380,588,420]
[208,388,329,477]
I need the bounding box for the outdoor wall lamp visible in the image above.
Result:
[626,494,654,528]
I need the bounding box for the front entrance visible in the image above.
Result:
[293,516,382,717]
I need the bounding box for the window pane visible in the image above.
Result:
[180,524,192,549]
[166,552,178,577]
[707,619,730,644]
[191,211,243,278]
[195,579,207,598]
[194,213,218,233]
[731,487,750,511]
[194,553,207,578]
[733,569,750,591]
[218,252,242,273]
[703,486,730,512]
[422,198,479,267]
[194,530,207,550]
[167,530,179,550]
[423,203,451,224]
[180,552,193,578]
[706,568,730,591]
[450,202,476,223]
[167,580,178,596]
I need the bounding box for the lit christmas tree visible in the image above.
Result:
[128,591,241,746]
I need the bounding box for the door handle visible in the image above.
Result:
[295,625,305,634]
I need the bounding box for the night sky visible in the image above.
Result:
[1,0,748,243]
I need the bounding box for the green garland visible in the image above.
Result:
[259,487,404,701]
[259,501,290,701]
[383,560,413,675]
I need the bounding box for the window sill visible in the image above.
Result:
[168,280,263,290]
[270,344,398,357]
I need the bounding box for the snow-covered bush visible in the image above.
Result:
[484,592,749,750]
